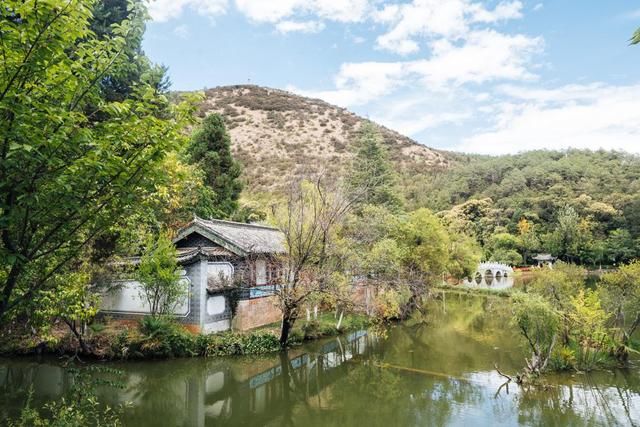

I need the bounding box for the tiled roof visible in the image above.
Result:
[176,246,235,262]
[175,217,286,255]
[114,246,235,266]
[532,253,556,261]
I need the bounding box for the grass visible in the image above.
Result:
[0,311,372,361]
[253,311,371,345]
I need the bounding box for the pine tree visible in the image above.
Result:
[347,122,402,211]
[188,114,243,219]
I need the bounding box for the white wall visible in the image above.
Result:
[203,319,230,333]
[206,295,226,316]
[101,276,190,317]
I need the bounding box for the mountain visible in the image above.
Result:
[196,85,451,193]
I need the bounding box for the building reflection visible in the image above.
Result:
[196,330,374,426]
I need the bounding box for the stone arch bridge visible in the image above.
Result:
[473,262,513,282]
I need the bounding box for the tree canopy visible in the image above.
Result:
[347,122,402,211]
[188,113,243,219]
[0,0,195,322]
[412,150,640,265]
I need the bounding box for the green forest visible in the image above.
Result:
[406,150,640,266]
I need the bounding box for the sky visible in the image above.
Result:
[142,0,640,155]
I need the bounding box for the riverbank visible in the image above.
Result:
[434,283,513,297]
[4,293,639,426]
[0,313,371,361]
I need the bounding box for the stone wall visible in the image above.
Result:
[232,296,281,331]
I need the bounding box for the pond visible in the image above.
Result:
[461,272,516,289]
[1,294,639,426]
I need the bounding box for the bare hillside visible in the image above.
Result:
[197,85,451,193]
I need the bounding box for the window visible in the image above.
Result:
[249,259,278,298]
[255,259,267,285]
[208,262,234,292]
[267,263,282,284]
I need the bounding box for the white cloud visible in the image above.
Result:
[456,83,640,154]
[397,112,471,135]
[290,61,406,106]
[406,30,542,88]
[379,108,471,135]
[374,0,469,54]
[146,0,228,22]
[234,0,301,22]
[469,0,522,23]
[533,3,543,12]
[311,0,371,22]
[373,0,523,55]
[173,24,190,39]
[275,20,325,34]
[298,29,541,107]
[234,0,370,23]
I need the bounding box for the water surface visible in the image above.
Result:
[1,294,639,426]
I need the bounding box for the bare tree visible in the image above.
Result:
[273,174,359,347]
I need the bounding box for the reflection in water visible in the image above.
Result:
[464,272,515,290]
[1,295,640,426]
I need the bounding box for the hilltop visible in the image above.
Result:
[196,85,451,193]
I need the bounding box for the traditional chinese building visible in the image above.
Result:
[100,217,285,333]
[532,253,556,268]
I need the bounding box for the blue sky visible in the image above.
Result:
[142,1,640,154]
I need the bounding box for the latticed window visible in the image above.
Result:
[267,262,283,284]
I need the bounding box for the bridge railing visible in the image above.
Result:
[477,262,514,273]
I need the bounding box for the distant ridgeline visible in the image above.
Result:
[190,85,451,194]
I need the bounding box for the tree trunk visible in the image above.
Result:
[64,319,91,355]
[0,263,21,324]
[279,308,297,348]
[278,350,294,426]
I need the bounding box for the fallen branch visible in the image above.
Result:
[494,380,510,398]
[494,363,513,382]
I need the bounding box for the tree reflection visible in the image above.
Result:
[2,295,640,426]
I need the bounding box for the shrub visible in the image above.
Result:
[139,316,176,336]
[89,323,106,334]
[204,332,242,357]
[287,330,304,346]
[240,333,280,355]
[341,315,370,331]
[136,233,185,317]
[302,320,322,339]
[550,346,577,371]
